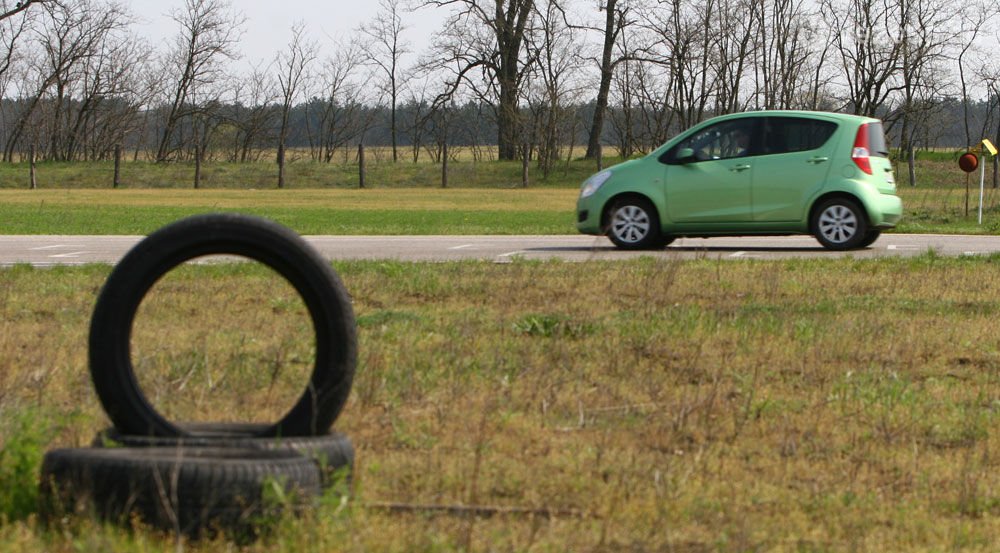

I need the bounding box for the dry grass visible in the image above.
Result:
[2,256,1000,551]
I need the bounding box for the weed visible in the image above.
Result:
[511,313,596,339]
[0,407,59,521]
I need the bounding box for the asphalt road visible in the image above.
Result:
[1,234,999,266]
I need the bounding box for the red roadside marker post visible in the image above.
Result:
[958,140,997,224]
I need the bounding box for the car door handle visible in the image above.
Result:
[730,164,751,172]
[806,156,829,164]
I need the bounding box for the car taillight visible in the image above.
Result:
[852,123,872,175]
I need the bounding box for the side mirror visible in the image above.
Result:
[676,148,696,163]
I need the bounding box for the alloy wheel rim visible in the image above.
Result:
[612,205,650,243]
[818,205,858,244]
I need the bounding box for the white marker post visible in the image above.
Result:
[980,139,998,225]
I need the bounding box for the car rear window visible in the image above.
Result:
[761,117,837,155]
[867,122,889,158]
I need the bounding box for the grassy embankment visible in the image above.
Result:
[0,151,997,235]
[2,256,1000,551]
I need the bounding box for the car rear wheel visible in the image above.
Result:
[812,198,869,250]
[606,198,664,250]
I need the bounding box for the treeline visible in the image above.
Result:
[0,0,998,183]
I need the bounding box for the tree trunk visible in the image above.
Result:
[497,82,519,161]
[277,143,285,189]
[587,1,617,159]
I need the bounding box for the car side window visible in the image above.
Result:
[762,118,837,155]
[666,119,757,163]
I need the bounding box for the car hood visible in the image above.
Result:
[606,159,640,174]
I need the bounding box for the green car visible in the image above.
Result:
[576,111,902,250]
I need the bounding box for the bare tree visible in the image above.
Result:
[359,0,410,163]
[894,0,950,185]
[0,2,37,92]
[421,0,537,161]
[0,0,52,22]
[641,0,716,128]
[306,42,372,163]
[822,0,904,115]
[4,0,131,162]
[954,5,990,147]
[155,0,244,162]
[275,22,316,188]
[524,0,585,177]
[400,73,434,162]
[751,0,818,110]
[0,1,57,150]
[580,0,640,159]
[227,63,276,162]
[68,26,154,161]
[714,0,754,112]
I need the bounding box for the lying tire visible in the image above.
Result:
[89,213,357,438]
[93,423,354,488]
[40,446,321,538]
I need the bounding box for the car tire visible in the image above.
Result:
[605,197,664,250]
[811,198,869,250]
[88,213,357,439]
[93,423,354,488]
[39,446,322,538]
[857,229,882,249]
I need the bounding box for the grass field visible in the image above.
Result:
[2,256,1000,551]
[0,189,576,235]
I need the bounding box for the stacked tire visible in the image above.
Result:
[40,214,358,539]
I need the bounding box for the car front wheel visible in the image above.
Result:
[812,198,869,250]
[606,197,664,250]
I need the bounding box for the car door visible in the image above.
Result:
[751,116,839,222]
[663,117,758,223]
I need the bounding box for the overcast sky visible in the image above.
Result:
[126,0,444,70]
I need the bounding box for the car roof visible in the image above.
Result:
[701,110,880,125]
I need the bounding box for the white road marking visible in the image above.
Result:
[449,244,474,250]
[730,251,747,258]
[49,251,88,258]
[887,244,920,250]
[495,250,527,263]
[30,244,83,250]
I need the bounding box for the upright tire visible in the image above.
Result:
[93,423,354,488]
[88,213,357,438]
[811,198,869,250]
[605,197,665,250]
[40,447,322,538]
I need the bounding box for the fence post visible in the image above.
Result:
[358,143,365,189]
[29,145,36,190]
[113,144,121,189]
[441,141,448,188]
